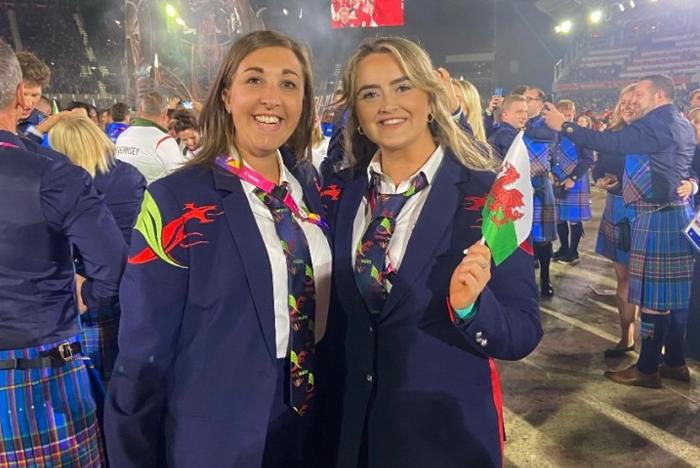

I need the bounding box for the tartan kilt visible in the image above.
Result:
[628,201,695,310]
[555,174,592,222]
[80,304,120,386]
[0,337,104,467]
[532,178,557,242]
[595,193,634,265]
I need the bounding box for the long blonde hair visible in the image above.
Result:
[49,115,115,177]
[341,37,495,171]
[609,84,636,132]
[453,79,487,143]
[187,30,315,169]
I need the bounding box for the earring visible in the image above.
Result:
[357,125,365,135]
[427,113,434,123]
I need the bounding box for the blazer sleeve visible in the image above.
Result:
[451,246,543,360]
[564,117,671,156]
[104,181,190,467]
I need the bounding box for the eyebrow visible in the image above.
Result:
[241,66,300,77]
[356,75,410,95]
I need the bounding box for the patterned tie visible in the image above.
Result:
[354,172,429,315]
[255,185,316,415]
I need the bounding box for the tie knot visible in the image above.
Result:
[254,184,290,209]
[370,172,429,220]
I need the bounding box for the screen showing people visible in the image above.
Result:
[331,0,404,28]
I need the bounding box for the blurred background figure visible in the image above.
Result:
[453,79,488,142]
[171,109,202,158]
[49,115,146,386]
[106,102,131,143]
[311,112,330,170]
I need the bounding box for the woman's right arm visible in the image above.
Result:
[104,182,190,467]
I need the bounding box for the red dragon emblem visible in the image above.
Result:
[129,198,223,266]
[464,163,525,227]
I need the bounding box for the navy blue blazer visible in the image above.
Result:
[104,157,329,467]
[563,104,696,203]
[316,151,542,468]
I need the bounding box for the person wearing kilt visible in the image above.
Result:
[489,94,557,297]
[551,100,593,265]
[544,74,697,388]
[512,86,559,297]
[0,40,127,467]
[592,85,640,358]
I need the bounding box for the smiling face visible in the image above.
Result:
[353,52,435,158]
[619,90,636,124]
[222,46,304,162]
[178,128,201,151]
[501,100,529,130]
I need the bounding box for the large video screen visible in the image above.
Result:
[331,0,404,28]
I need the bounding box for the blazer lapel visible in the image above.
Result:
[382,153,465,316]
[213,167,277,361]
[333,174,370,315]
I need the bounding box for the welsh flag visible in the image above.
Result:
[482,131,533,266]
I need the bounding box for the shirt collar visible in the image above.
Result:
[367,145,444,194]
[231,147,303,204]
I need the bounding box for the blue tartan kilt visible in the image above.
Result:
[595,193,634,265]
[532,178,557,242]
[628,201,695,310]
[80,304,120,386]
[555,174,592,222]
[0,337,104,467]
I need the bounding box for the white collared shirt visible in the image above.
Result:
[351,146,445,287]
[238,151,332,358]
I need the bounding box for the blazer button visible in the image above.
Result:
[369,325,374,333]
[480,338,488,347]
[366,374,374,383]
[476,331,483,339]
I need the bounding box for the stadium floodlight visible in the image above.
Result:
[629,1,636,8]
[554,25,562,33]
[618,3,625,11]
[589,9,603,23]
[165,4,177,18]
[282,8,288,16]
[175,17,186,26]
[560,20,573,34]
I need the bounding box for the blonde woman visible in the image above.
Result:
[318,37,542,468]
[453,78,488,142]
[49,115,146,385]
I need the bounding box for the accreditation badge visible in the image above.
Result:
[684,208,700,253]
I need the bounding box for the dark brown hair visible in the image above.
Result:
[188,30,314,169]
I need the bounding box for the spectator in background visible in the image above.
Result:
[99,108,112,130]
[106,102,130,143]
[49,115,146,385]
[36,95,54,118]
[171,110,201,158]
[576,115,593,128]
[453,79,488,143]
[16,51,51,143]
[311,113,329,170]
[114,92,185,184]
[64,101,91,117]
[688,88,700,114]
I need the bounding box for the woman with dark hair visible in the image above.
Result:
[317,37,542,468]
[104,30,331,467]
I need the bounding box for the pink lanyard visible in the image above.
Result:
[0,142,19,149]
[215,155,327,229]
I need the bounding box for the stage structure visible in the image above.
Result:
[124,0,263,105]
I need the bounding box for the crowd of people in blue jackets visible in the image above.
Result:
[0,27,699,468]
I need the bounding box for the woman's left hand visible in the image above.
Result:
[449,241,492,310]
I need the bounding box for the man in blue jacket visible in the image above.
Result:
[0,39,127,465]
[543,74,696,388]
